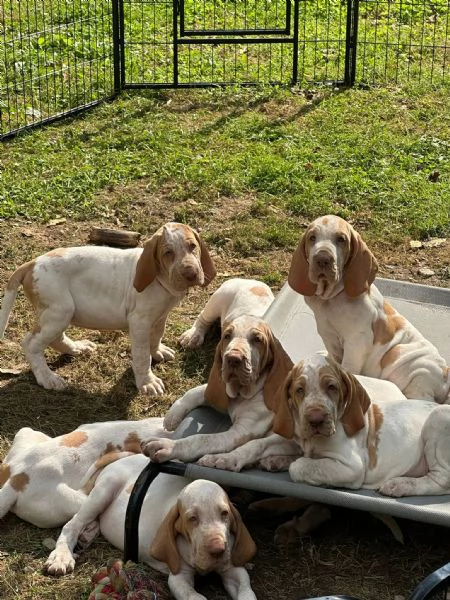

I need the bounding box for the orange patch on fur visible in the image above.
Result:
[0,463,11,486]
[124,431,142,453]
[125,484,134,494]
[60,431,88,448]
[10,472,30,492]
[250,285,271,298]
[45,248,67,258]
[366,404,384,470]
[372,302,406,345]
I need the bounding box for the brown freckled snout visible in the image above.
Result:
[226,353,243,368]
[206,536,226,558]
[306,408,327,427]
[314,251,333,270]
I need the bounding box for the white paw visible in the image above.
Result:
[138,375,165,396]
[197,454,243,472]
[378,478,412,498]
[178,327,205,348]
[152,344,175,362]
[259,455,296,472]
[163,406,186,431]
[142,438,175,462]
[44,547,76,576]
[70,340,97,355]
[36,371,68,391]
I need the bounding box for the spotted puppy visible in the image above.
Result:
[144,315,292,466]
[44,454,257,600]
[0,418,171,528]
[179,278,274,348]
[288,214,449,402]
[0,222,216,395]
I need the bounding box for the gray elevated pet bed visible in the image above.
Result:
[125,278,450,562]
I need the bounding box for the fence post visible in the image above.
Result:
[344,0,359,86]
[112,0,124,93]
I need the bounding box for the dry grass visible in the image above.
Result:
[1,197,450,600]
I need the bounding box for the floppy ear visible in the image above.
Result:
[343,228,378,298]
[262,333,293,412]
[288,232,317,296]
[339,367,371,437]
[150,503,182,574]
[204,343,229,413]
[229,502,257,566]
[133,230,161,292]
[272,370,295,439]
[193,230,217,287]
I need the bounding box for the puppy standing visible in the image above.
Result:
[44,454,257,600]
[0,222,216,395]
[0,418,171,528]
[288,215,450,402]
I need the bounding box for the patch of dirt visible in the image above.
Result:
[0,198,449,600]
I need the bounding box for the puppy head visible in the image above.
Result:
[288,215,378,298]
[133,222,216,293]
[150,480,255,574]
[204,315,292,413]
[273,353,371,440]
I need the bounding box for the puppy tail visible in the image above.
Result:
[0,261,34,339]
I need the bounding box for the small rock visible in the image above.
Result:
[423,238,446,248]
[417,267,435,277]
[409,240,423,249]
[42,537,56,550]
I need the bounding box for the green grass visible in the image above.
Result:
[1,84,449,242]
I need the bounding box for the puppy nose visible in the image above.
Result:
[207,538,226,558]
[307,409,325,426]
[209,547,226,558]
[183,266,198,281]
[226,354,242,367]
[315,253,331,269]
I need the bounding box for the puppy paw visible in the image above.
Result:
[70,340,97,355]
[142,438,175,462]
[378,478,414,498]
[44,547,76,576]
[152,344,175,363]
[36,371,68,391]
[259,455,296,472]
[163,406,186,431]
[178,327,205,348]
[197,453,245,472]
[138,375,165,396]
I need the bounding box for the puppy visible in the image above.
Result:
[288,215,449,402]
[44,454,257,600]
[0,417,171,528]
[179,278,274,348]
[143,315,293,465]
[0,222,216,395]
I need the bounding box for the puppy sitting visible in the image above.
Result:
[0,222,216,395]
[0,417,171,528]
[44,454,257,600]
[288,215,449,402]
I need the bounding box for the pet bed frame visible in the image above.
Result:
[124,278,450,597]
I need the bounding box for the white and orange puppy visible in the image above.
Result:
[0,222,216,395]
[273,353,450,497]
[144,315,292,465]
[288,215,449,402]
[44,454,257,600]
[179,278,274,348]
[0,418,172,528]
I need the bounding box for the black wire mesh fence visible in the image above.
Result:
[1,0,449,139]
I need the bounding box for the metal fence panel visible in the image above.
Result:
[0,0,117,139]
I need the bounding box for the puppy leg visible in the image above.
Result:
[150,316,175,362]
[44,476,121,576]
[129,320,165,396]
[163,384,207,431]
[168,568,207,600]
[274,504,331,546]
[222,565,257,600]
[178,294,222,348]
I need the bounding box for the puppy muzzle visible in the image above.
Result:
[302,406,335,438]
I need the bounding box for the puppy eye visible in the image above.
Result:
[308,234,316,243]
[163,249,174,258]
[188,242,197,252]
[188,515,198,524]
[295,386,304,395]
[328,383,338,393]
[221,509,229,519]
[252,333,264,344]
[336,235,347,244]
[223,332,232,341]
